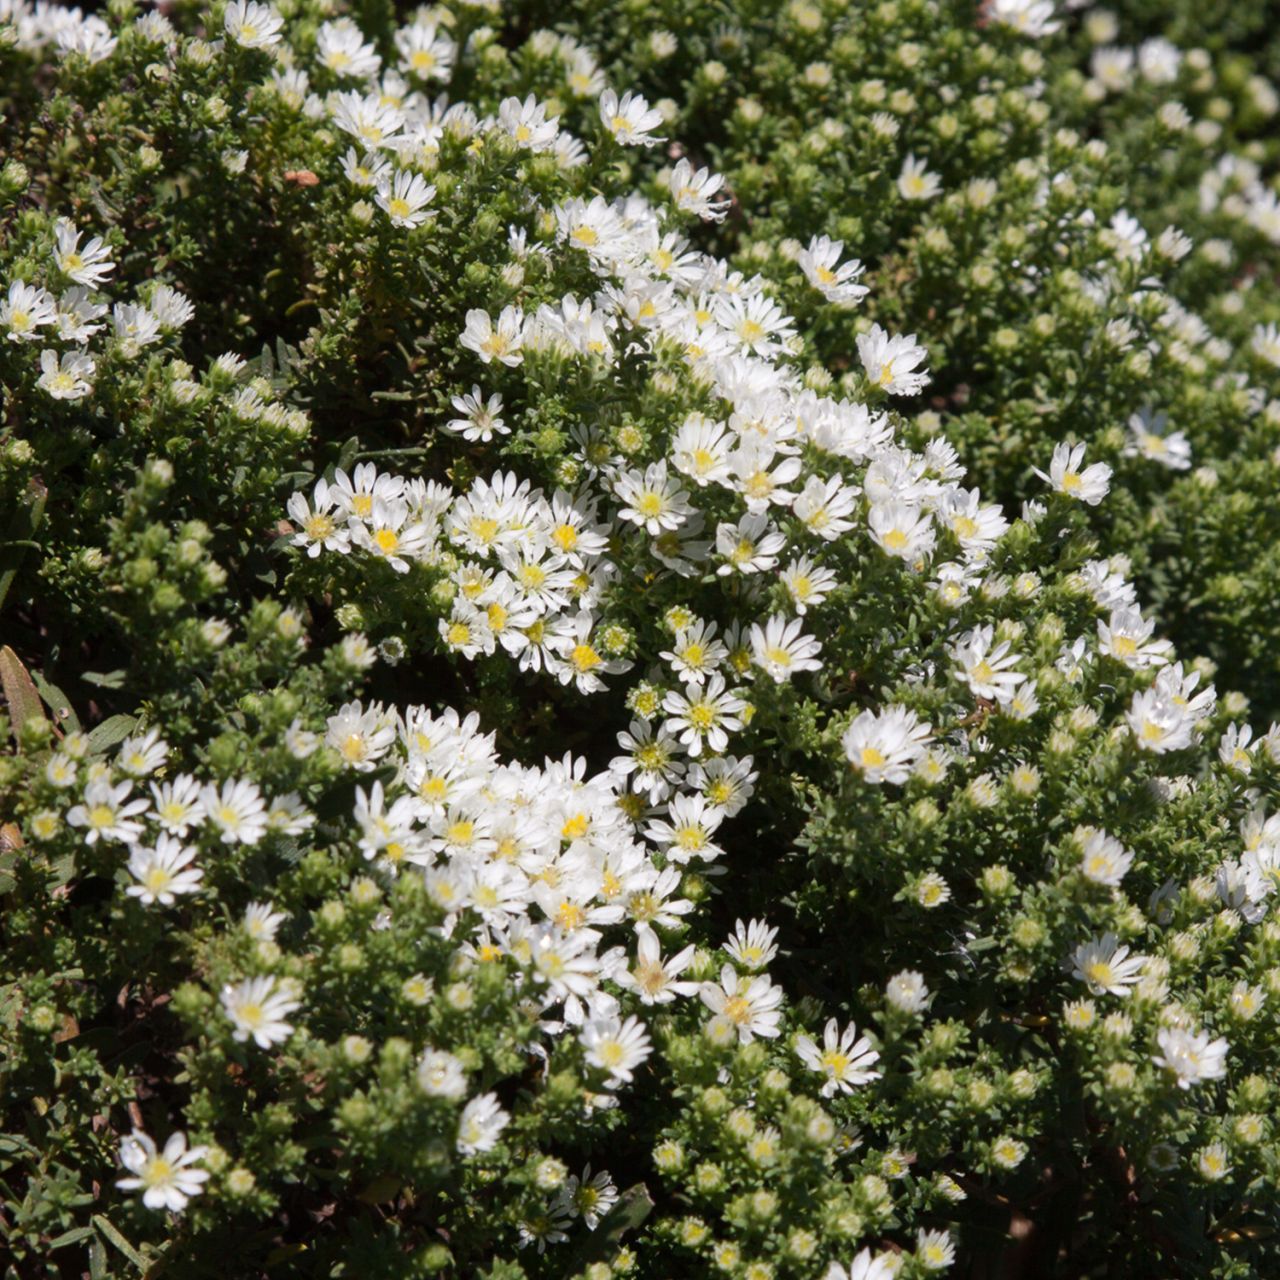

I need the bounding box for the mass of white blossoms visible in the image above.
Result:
[1,220,195,401]
[7,0,1280,1275]
[208,11,1280,1264]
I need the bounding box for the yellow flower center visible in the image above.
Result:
[570,643,602,673]
[688,703,717,730]
[469,516,499,544]
[765,645,793,668]
[556,901,586,930]
[237,1001,264,1028]
[420,776,449,803]
[636,960,667,994]
[596,1040,626,1066]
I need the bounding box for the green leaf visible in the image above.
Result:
[50,1225,96,1250]
[0,477,48,614]
[87,714,138,754]
[0,646,43,745]
[336,435,362,471]
[31,670,81,733]
[82,669,127,689]
[93,1215,146,1270]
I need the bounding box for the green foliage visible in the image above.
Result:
[1,2,1280,1278]
[506,0,1280,715]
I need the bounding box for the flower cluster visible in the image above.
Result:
[506,0,1280,720]
[2,220,192,401]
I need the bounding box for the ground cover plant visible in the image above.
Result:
[506,0,1280,716]
[1,2,1279,1278]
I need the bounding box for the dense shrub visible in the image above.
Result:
[503,0,1280,716]
[0,2,1278,1279]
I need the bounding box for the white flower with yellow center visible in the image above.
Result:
[661,675,746,757]
[700,964,783,1044]
[618,928,697,1006]
[417,1047,467,1099]
[948,623,1025,701]
[37,348,95,400]
[842,705,932,785]
[220,974,301,1049]
[199,777,268,845]
[126,835,203,906]
[223,0,282,49]
[1070,933,1147,997]
[2,280,57,341]
[117,1129,209,1212]
[598,88,665,147]
[796,1017,881,1096]
[395,20,456,82]
[374,169,436,230]
[287,476,351,558]
[897,154,941,201]
[916,1228,956,1271]
[52,217,115,286]
[456,1092,509,1155]
[668,158,731,221]
[66,777,149,845]
[1034,440,1112,505]
[797,233,868,305]
[149,774,206,835]
[580,1014,653,1086]
[1153,1025,1229,1089]
[749,613,823,683]
[1077,827,1134,886]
